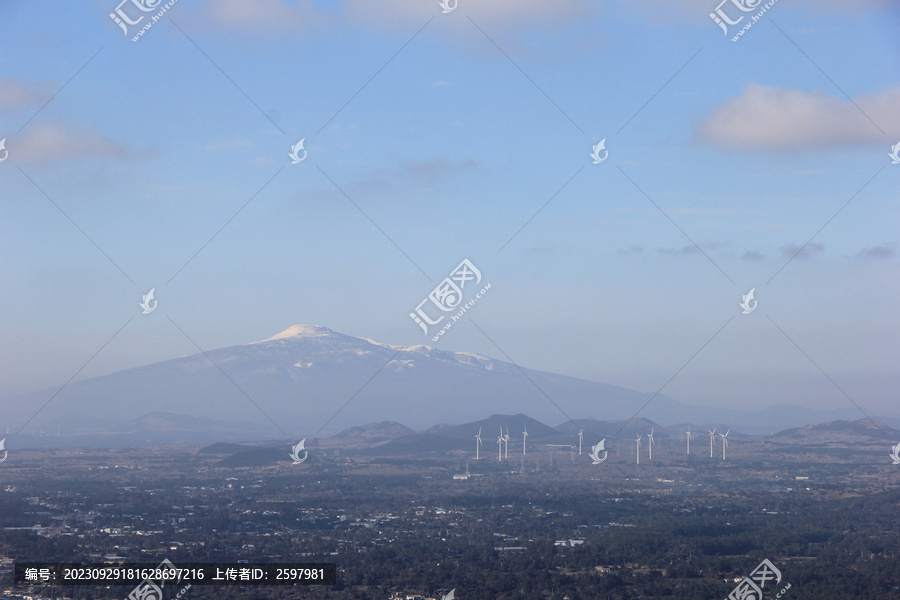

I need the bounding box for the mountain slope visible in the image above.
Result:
[1,325,873,438]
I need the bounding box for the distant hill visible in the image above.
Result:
[772,419,898,442]
[199,442,258,455]
[326,421,416,445]
[424,413,560,441]
[185,417,897,463]
[361,434,468,456]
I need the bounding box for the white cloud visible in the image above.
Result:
[792,0,891,9]
[201,0,594,33]
[345,0,593,29]
[857,244,896,259]
[657,244,701,256]
[625,0,891,24]
[11,122,141,164]
[0,79,55,111]
[348,158,477,192]
[696,84,900,150]
[191,0,895,37]
[203,0,325,32]
[779,242,823,259]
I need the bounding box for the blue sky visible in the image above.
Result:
[0,0,898,417]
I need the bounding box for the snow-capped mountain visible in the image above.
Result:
[2,325,870,439]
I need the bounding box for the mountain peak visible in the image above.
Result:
[256,324,335,343]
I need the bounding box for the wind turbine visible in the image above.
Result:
[686,430,692,455]
[635,434,642,464]
[475,427,483,460]
[577,428,584,455]
[503,427,510,459]
[647,428,655,460]
[497,428,504,461]
[522,423,528,456]
[719,429,730,460]
[708,428,717,458]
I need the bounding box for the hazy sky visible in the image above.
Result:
[1,0,898,418]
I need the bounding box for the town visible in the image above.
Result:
[1,421,898,599]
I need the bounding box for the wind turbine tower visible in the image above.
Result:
[497,428,503,462]
[686,430,692,455]
[522,423,528,456]
[719,429,730,460]
[503,427,510,459]
[635,435,642,465]
[647,428,655,461]
[578,428,584,455]
[475,427,483,460]
[708,428,717,458]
